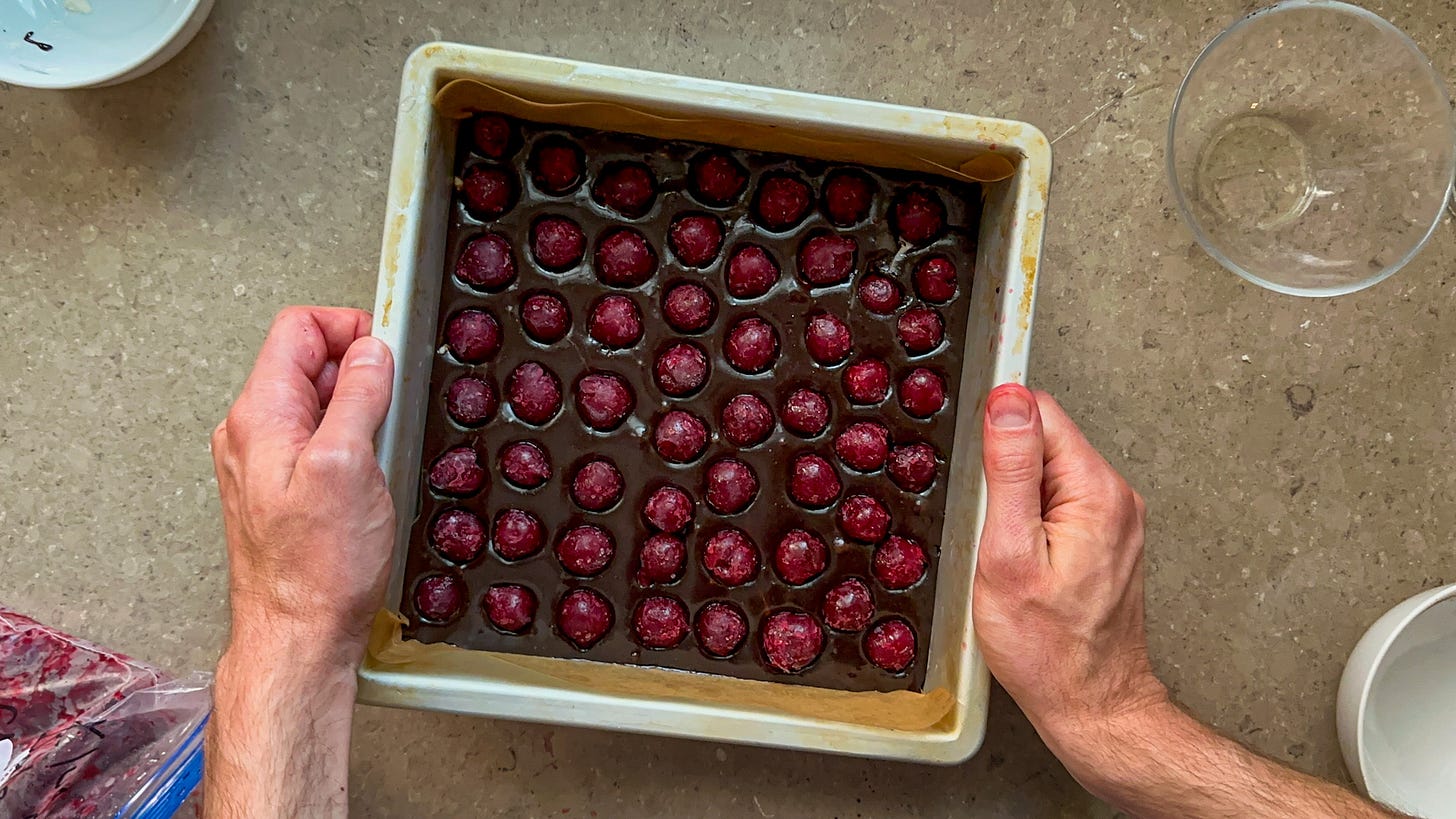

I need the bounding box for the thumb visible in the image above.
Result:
[312,336,394,452]
[979,384,1048,579]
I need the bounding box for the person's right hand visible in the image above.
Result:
[973,384,1167,750]
[972,385,1411,819]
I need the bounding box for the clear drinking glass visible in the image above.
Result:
[1169,0,1456,297]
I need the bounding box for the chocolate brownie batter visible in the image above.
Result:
[400,114,980,692]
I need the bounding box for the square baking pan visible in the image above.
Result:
[360,43,1049,764]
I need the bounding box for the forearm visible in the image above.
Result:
[1044,697,1403,819]
[205,627,358,819]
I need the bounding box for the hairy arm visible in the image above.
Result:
[205,307,396,818]
[207,629,358,816]
[975,385,1404,819]
[1050,697,1402,818]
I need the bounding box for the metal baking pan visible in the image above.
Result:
[361,43,1049,764]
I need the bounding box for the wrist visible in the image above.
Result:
[1039,684,1184,800]
[223,608,366,681]
[226,584,371,674]
[1036,673,1170,775]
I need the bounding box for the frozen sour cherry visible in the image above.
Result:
[761,611,824,673]
[557,589,612,649]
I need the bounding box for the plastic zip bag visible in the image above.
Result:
[0,607,210,818]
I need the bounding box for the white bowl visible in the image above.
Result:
[1337,583,1456,817]
[0,0,213,89]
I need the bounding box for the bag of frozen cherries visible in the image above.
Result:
[0,606,210,818]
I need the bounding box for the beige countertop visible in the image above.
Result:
[3,1,1454,815]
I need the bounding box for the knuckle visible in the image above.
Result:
[298,442,372,476]
[224,405,253,437]
[987,447,1040,485]
[974,551,1011,588]
[334,378,389,407]
[273,305,307,327]
[1113,483,1139,516]
[983,497,1039,544]
[210,426,235,476]
[976,551,1020,586]
[975,531,1038,583]
[1083,470,1130,512]
[224,403,274,445]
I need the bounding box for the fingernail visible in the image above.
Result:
[350,337,387,367]
[989,388,1031,428]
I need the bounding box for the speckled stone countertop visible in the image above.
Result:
[3,2,1454,816]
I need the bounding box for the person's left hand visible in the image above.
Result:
[211,307,395,669]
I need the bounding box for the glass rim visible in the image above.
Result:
[1166,0,1456,298]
